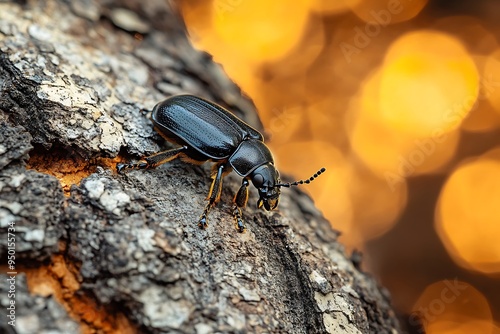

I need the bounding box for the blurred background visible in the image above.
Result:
[177,0,500,333]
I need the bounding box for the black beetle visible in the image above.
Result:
[117,95,325,232]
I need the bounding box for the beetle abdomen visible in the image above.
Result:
[152,95,263,160]
[229,139,275,177]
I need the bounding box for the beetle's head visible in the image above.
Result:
[251,165,327,211]
[250,164,281,211]
[250,163,326,211]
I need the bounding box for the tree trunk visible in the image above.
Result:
[0,1,400,333]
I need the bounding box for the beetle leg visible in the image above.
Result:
[116,146,188,173]
[199,163,226,229]
[232,178,249,233]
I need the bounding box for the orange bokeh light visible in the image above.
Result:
[310,0,362,15]
[379,30,480,137]
[412,280,494,334]
[461,54,500,132]
[212,0,312,62]
[350,0,429,24]
[436,148,500,274]
[349,68,460,180]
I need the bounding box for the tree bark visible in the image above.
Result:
[0,0,400,333]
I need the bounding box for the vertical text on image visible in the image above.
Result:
[6,221,17,327]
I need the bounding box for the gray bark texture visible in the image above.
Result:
[0,1,400,333]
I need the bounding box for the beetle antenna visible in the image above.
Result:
[276,168,326,188]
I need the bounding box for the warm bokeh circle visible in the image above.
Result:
[436,149,500,274]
